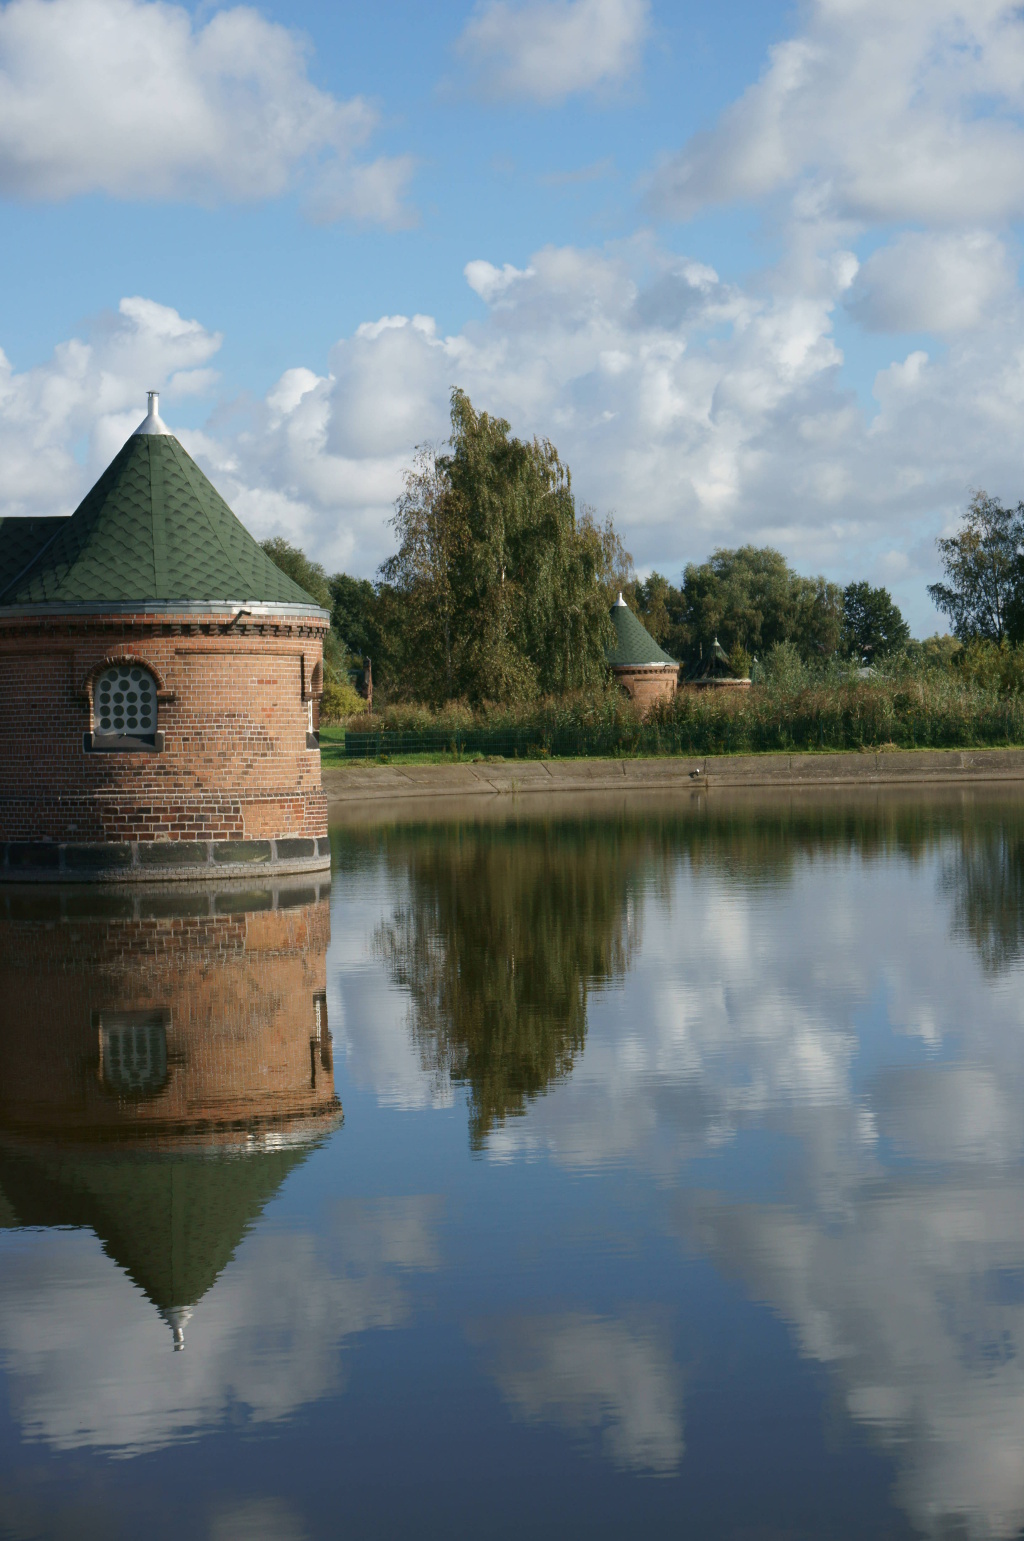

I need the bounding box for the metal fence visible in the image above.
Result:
[327,727,600,760]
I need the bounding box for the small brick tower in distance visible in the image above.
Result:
[0,394,331,880]
[606,592,679,708]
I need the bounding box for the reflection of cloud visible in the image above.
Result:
[874,1066,1024,1166]
[487,864,866,1177]
[330,884,455,1111]
[483,847,1024,1532]
[487,852,1024,1187]
[472,1312,683,1474]
[209,1498,307,1541]
[0,1197,440,1456]
[337,817,1024,1533]
[332,967,454,1112]
[684,1181,1024,1541]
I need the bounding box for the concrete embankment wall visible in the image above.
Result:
[324,747,1024,806]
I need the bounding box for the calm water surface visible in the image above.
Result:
[1,789,1023,1539]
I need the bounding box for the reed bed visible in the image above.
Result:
[323,670,1024,760]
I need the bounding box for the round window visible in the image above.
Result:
[95,665,157,737]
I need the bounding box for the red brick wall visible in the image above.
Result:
[0,611,328,843]
[613,665,678,709]
[0,897,339,1142]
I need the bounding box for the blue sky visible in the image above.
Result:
[0,0,790,379]
[2,0,1024,632]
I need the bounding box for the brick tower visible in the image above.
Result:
[0,395,331,880]
[606,592,679,707]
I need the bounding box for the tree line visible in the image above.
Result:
[625,552,908,679]
[269,388,1024,712]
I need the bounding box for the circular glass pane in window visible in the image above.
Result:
[96,665,158,738]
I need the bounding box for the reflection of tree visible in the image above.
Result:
[374,823,645,1146]
[679,794,993,887]
[944,816,1024,973]
[355,792,1024,1138]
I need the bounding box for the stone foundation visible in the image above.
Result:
[0,834,331,883]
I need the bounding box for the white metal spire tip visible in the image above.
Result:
[133,390,170,436]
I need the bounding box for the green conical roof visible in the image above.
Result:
[606,595,677,667]
[0,426,324,611]
[686,636,737,680]
[0,517,68,594]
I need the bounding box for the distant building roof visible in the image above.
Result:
[606,593,677,668]
[0,394,324,612]
[685,636,738,682]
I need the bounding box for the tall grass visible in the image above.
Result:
[324,668,1024,759]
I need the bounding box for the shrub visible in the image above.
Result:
[320,679,366,722]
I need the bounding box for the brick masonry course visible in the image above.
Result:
[0,611,330,856]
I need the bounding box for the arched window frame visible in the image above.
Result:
[86,659,165,753]
[303,654,323,749]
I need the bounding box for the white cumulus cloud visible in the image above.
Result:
[456,0,650,103]
[846,232,1016,335]
[651,0,1024,226]
[464,259,536,303]
[0,0,413,222]
[13,232,1024,630]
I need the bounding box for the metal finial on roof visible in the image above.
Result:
[133,391,170,436]
[606,592,677,667]
[160,1305,193,1351]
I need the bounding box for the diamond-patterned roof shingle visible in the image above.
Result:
[0,436,323,609]
[0,518,69,595]
[606,600,677,667]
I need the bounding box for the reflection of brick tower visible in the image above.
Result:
[0,880,341,1347]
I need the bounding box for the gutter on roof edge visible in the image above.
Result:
[0,600,331,621]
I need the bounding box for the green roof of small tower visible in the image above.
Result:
[685,636,738,681]
[0,394,325,611]
[606,594,677,667]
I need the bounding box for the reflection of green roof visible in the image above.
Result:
[0,435,323,610]
[0,1141,311,1310]
[606,597,676,667]
[0,1180,18,1228]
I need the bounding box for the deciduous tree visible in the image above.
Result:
[383,389,625,705]
[928,493,1024,643]
[842,581,910,660]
